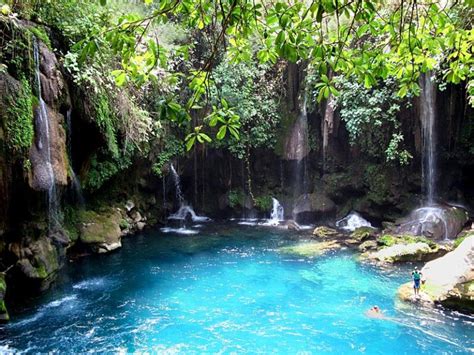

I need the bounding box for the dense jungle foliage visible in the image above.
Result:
[1,0,473,190]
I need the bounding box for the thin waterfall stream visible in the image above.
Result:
[33,38,59,230]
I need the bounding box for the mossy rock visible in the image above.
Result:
[16,236,60,282]
[278,241,342,258]
[358,240,378,252]
[78,208,122,253]
[312,226,340,239]
[350,227,377,242]
[377,234,438,250]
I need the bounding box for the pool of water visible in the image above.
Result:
[1,225,473,353]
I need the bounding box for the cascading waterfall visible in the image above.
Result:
[420,73,437,204]
[66,110,85,207]
[269,198,284,225]
[168,163,210,223]
[33,38,59,229]
[170,164,184,205]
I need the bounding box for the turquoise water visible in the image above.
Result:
[1,225,473,353]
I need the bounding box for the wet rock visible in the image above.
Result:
[358,240,378,252]
[293,193,336,221]
[367,242,433,263]
[278,240,342,258]
[125,200,135,212]
[137,222,146,231]
[395,206,468,240]
[312,226,340,239]
[37,41,67,108]
[15,236,61,287]
[131,210,143,223]
[286,220,301,231]
[350,227,377,242]
[0,274,8,323]
[78,209,122,253]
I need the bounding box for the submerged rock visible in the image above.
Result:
[395,205,468,240]
[78,209,122,253]
[278,240,342,258]
[286,220,301,231]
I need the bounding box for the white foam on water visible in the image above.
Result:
[168,205,211,222]
[160,227,199,235]
[43,295,78,309]
[73,277,110,290]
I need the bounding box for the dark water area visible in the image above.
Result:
[1,224,473,353]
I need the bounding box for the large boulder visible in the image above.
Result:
[422,234,473,310]
[395,206,468,240]
[363,234,448,263]
[293,193,336,222]
[78,209,123,253]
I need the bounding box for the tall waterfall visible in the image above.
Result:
[420,73,436,204]
[33,38,59,228]
[285,96,309,219]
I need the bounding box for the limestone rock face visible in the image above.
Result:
[79,209,123,253]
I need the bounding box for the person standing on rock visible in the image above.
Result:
[412,267,422,298]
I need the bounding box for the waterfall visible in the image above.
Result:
[288,96,309,219]
[336,212,372,232]
[170,164,184,205]
[66,110,85,207]
[420,73,436,204]
[33,38,59,229]
[269,198,284,224]
[168,163,210,223]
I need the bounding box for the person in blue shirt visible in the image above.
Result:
[412,266,422,297]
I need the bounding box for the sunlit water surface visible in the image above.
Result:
[1,225,473,353]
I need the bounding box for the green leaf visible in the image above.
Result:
[217,126,227,140]
[185,136,196,151]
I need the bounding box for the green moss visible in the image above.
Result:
[95,94,119,159]
[5,77,34,158]
[119,219,129,229]
[254,195,272,211]
[378,234,438,249]
[228,189,245,208]
[28,26,51,49]
[453,231,473,249]
[350,227,376,241]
